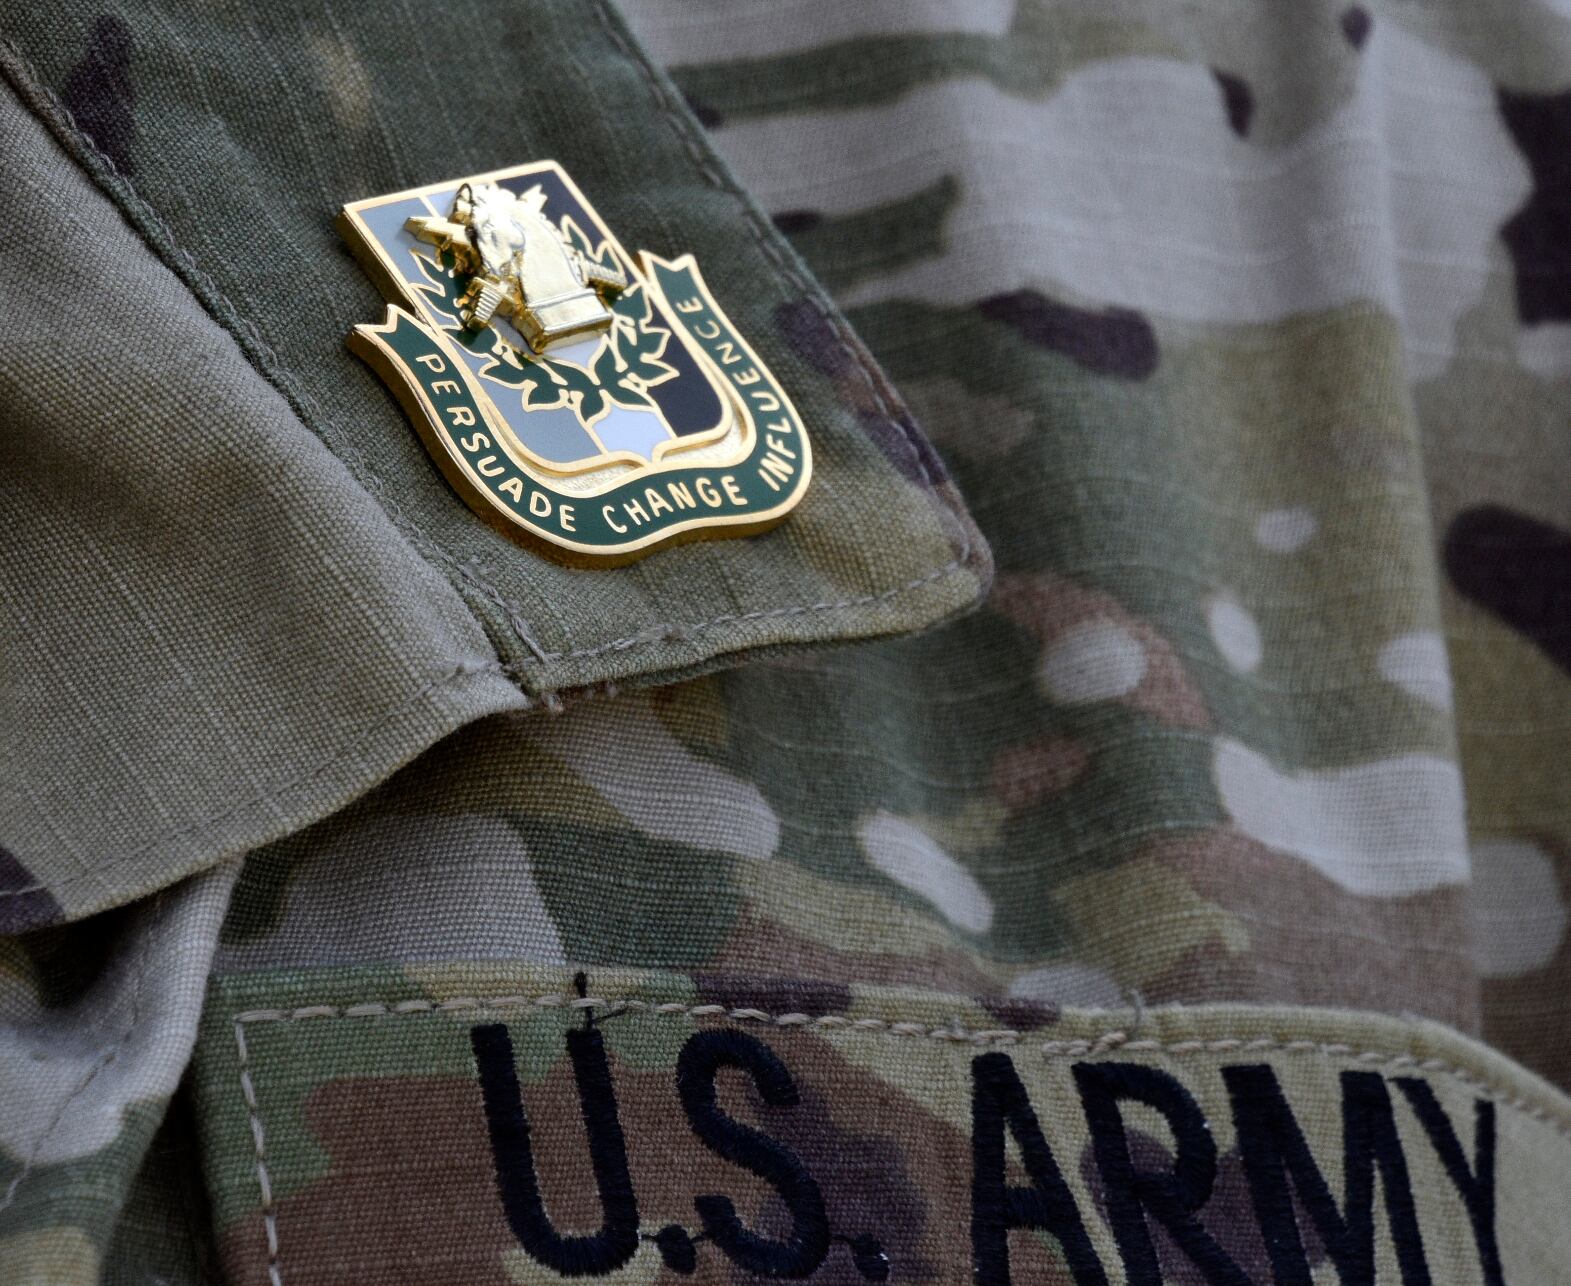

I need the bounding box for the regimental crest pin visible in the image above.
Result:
[339,162,811,562]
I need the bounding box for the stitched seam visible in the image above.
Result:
[234,1019,283,1286]
[229,992,1571,1143]
[545,559,967,659]
[0,660,514,899]
[228,991,1571,1286]
[0,34,975,674]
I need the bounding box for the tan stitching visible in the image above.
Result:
[230,991,1571,1141]
[230,991,1571,1281]
[234,1019,284,1286]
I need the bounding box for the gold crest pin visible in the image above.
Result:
[338,162,811,563]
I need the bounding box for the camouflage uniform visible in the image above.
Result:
[3,0,1571,1281]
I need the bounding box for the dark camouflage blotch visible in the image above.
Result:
[1499,87,1571,324]
[773,209,825,235]
[61,15,137,175]
[1445,504,1571,677]
[2,905,131,1007]
[682,89,724,129]
[1340,6,1372,50]
[975,290,1159,380]
[977,996,1059,1032]
[1213,69,1255,137]
[694,972,852,1018]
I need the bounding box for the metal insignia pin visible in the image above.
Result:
[339,162,811,563]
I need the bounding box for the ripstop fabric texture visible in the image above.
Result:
[5,0,1571,1281]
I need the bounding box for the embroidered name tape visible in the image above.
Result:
[205,985,1570,1284]
[339,162,812,562]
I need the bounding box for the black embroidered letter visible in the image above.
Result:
[676,1029,830,1277]
[1396,1079,1503,1286]
[471,1022,640,1276]
[1222,1065,1431,1286]
[970,1051,1108,1286]
[1073,1062,1251,1286]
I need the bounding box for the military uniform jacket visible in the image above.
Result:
[2,2,1571,1282]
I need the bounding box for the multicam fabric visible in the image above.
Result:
[193,971,1567,1284]
[3,0,1571,1281]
